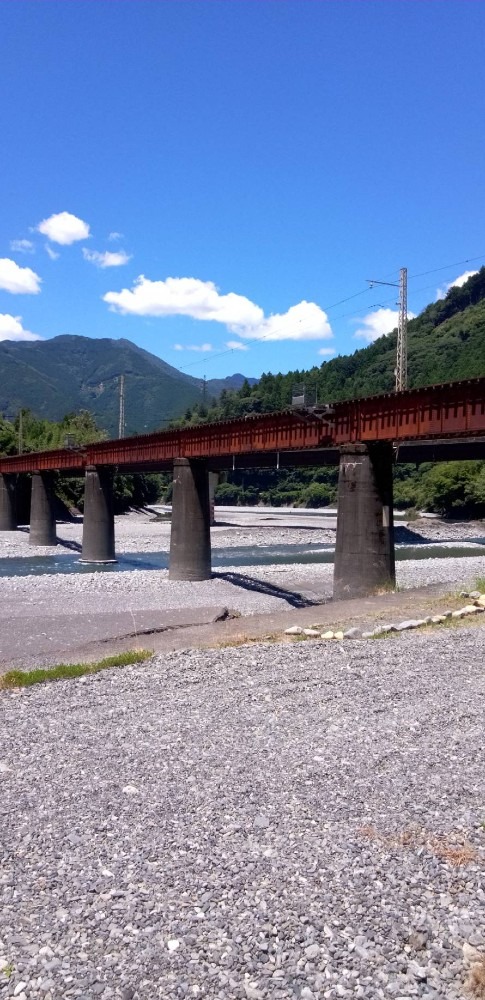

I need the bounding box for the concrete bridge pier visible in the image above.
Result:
[0,473,17,531]
[81,466,116,563]
[29,472,57,546]
[208,471,219,527]
[333,443,395,600]
[169,458,211,580]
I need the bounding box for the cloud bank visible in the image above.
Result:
[354,307,416,344]
[0,314,41,341]
[104,276,333,344]
[436,269,479,300]
[37,211,90,245]
[173,342,213,352]
[83,248,131,268]
[0,258,41,295]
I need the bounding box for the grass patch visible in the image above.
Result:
[475,577,485,593]
[466,957,485,998]
[0,649,153,690]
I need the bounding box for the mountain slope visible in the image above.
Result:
[178,268,485,424]
[0,335,255,435]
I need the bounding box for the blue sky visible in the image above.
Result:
[1,0,485,380]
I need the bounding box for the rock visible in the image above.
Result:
[321,631,335,639]
[463,942,484,965]
[122,784,139,796]
[334,631,345,640]
[253,814,270,829]
[395,620,424,631]
[461,604,481,614]
[451,609,465,618]
[408,960,427,981]
[361,631,375,639]
[468,590,481,600]
[343,627,361,639]
[476,594,485,607]
[303,628,321,637]
[284,626,304,635]
[167,938,180,951]
[14,985,28,997]
[305,943,320,959]
[431,615,446,623]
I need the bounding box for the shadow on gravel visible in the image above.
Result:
[214,570,322,608]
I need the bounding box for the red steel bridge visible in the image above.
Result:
[1,376,485,474]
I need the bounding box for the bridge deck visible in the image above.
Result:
[1,376,484,474]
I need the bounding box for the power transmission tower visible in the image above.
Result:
[395,267,408,391]
[367,267,408,391]
[118,375,125,438]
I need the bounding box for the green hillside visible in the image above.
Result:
[0,335,255,436]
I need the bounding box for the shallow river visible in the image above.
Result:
[1,539,484,577]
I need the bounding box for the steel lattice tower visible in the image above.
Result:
[395,267,408,391]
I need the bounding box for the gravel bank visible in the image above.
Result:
[1,626,484,999]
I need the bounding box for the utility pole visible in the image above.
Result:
[118,375,125,438]
[367,267,408,391]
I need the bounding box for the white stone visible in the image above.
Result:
[14,985,28,997]
[334,631,344,640]
[303,629,321,637]
[343,627,361,639]
[320,631,335,639]
[122,784,139,796]
[167,939,180,951]
[284,626,304,635]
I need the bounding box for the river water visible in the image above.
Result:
[1,540,484,577]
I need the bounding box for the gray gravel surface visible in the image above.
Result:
[1,626,484,999]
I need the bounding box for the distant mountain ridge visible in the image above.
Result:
[0,335,257,435]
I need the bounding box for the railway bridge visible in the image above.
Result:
[1,376,484,599]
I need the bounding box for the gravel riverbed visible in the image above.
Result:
[1,626,484,1000]
[1,514,485,620]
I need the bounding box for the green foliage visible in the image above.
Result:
[298,482,336,508]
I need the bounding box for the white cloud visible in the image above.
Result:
[10,239,34,254]
[108,231,123,242]
[354,307,416,344]
[226,340,249,351]
[104,275,333,343]
[45,244,60,261]
[318,347,336,356]
[436,269,479,300]
[173,342,213,352]
[0,313,41,341]
[0,258,41,294]
[83,248,131,268]
[37,211,90,245]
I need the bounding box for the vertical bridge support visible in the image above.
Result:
[29,472,57,546]
[0,473,17,531]
[333,443,395,600]
[81,466,116,563]
[169,458,211,580]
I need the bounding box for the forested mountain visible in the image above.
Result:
[0,335,255,436]
[179,268,485,425]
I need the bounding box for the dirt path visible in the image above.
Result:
[2,580,470,671]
